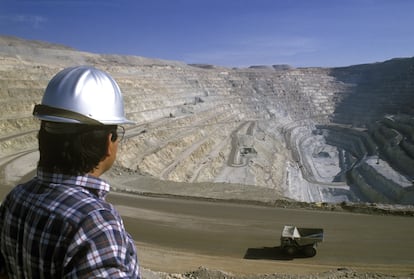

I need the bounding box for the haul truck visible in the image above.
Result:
[280,225,324,257]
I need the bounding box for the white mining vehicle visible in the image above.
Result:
[280,225,324,257]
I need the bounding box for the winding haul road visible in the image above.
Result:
[108,192,414,275]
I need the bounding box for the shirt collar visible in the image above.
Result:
[36,168,110,199]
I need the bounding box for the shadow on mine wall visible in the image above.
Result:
[329,57,414,127]
[317,58,414,204]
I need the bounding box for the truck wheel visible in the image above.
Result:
[283,246,297,255]
[303,246,317,257]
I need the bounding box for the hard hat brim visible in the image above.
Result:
[33,104,135,125]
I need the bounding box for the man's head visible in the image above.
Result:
[33,66,132,175]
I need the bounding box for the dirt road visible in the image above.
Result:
[108,192,414,276]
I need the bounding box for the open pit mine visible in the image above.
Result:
[0,35,413,206]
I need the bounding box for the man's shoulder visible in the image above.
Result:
[5,178,115,225]
[50,185,115,224]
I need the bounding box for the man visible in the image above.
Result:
[0,66,140,278]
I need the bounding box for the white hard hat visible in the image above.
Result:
[33,66,134,125]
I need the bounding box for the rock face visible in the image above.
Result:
[1,35,413,204]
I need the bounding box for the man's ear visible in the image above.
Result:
[106,133,115,156]
[89,133,116,177]
[110,131,117,142]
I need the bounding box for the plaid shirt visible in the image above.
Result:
[0,169,140,278]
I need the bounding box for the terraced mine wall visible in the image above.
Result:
[0,36,413,204]
[331,59,414,125]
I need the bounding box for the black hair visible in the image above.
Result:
[37,121,118,175]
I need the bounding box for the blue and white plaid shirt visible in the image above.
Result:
[0,169,140,278]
